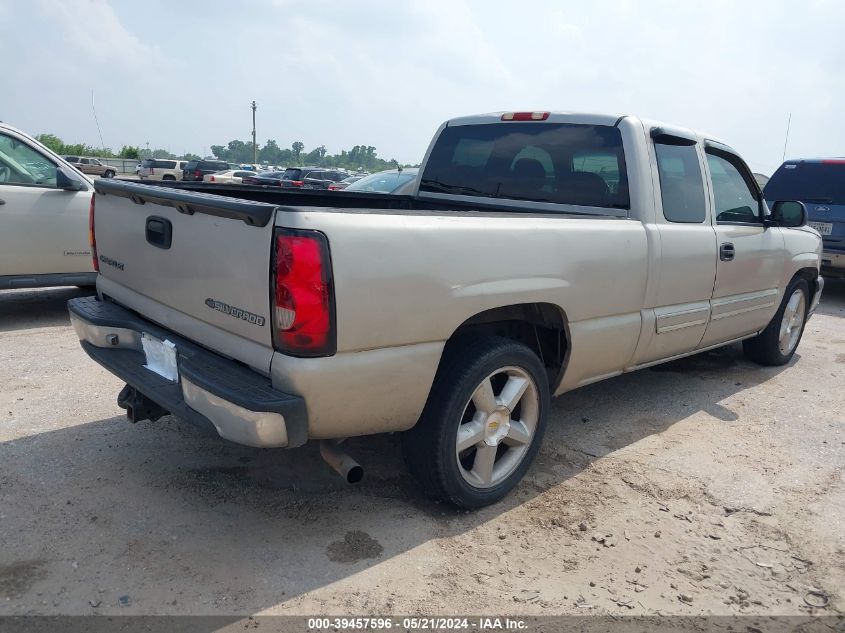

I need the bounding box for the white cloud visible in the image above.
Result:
[0,0,843,171]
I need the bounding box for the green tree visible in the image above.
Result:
[35,134,64,153]
[291,141,304,162]
[119,145,140,159]
[210,145,228,160]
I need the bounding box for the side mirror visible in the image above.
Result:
[56,166,87,191]
[770,200,807,228]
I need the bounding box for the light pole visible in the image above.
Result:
[251,101,257,165]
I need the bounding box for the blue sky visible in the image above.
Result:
[1,0,843,173]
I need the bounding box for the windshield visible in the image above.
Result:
[764,161,845,205]
[346,170,418,193]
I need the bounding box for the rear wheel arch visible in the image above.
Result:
[444,303,570,392]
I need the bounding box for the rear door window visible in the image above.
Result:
[155,160,177,169]
[654,142,707,223]
[419,122,629,210]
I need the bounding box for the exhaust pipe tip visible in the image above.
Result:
[320,440,364,484]
[346,464,364,484]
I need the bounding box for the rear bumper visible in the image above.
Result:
[821,249,845,277]
[68,296,307,448]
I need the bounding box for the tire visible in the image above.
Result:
[402,335,550,508]
[103,170,115,179]
[162,175,176,181]
[742,277,810,366]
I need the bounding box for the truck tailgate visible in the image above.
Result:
[93,180,278,372]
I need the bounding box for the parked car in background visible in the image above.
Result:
[328,175,365,191]
[278,167,348,189]
[765,158,845,277]
[344,168,419,194]
[753,173,769,189]
[203,169,255,184]
[241,171,285,186]
[135,162,142,176]
[182,159,230,181]
[63,156,116,178]
[72,110,821,508]
[140,159,187,181]
[1,122,95,289]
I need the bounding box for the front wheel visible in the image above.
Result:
[743,278,809,366]
[402,336,549,508]
[103,170,115,179]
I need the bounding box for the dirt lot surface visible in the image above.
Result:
[1,281,843,617]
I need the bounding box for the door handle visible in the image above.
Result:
[145,216,172,249]
[720,242,735,261]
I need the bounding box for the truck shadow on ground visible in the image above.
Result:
[1,335,802,614]
[0,287,94,333]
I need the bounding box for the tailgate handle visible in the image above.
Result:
[146,216,172,249]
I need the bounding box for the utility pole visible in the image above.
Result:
[251,101,257,165]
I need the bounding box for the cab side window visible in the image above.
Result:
[706,152,760,224]
[654,141,707,223]
[0,132,58,188]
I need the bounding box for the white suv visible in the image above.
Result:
[140,159,187,181]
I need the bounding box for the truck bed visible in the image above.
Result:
[117,179,627,220]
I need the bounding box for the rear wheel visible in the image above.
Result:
[162,174,176,181]
[742,278,809,366]
[402,336,549,508]
[103,170,115,179]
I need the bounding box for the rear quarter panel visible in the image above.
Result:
[273,209,648,437]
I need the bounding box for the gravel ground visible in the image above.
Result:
[0,280,843,617]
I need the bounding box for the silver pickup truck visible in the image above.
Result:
[69,111,823,508]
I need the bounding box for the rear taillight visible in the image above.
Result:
[210,175,216,182]
[291,180,304,187]
[328,184,339,190]
[272,229,335,357]
[194,170,202,178]
[89,195,98,272]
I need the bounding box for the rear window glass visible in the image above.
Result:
[282,168,302,180]
[420,122,629,210]
[184,161,198,171]
[198,160,227,170]
[764,162,845,205]
[141,159,155,168]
